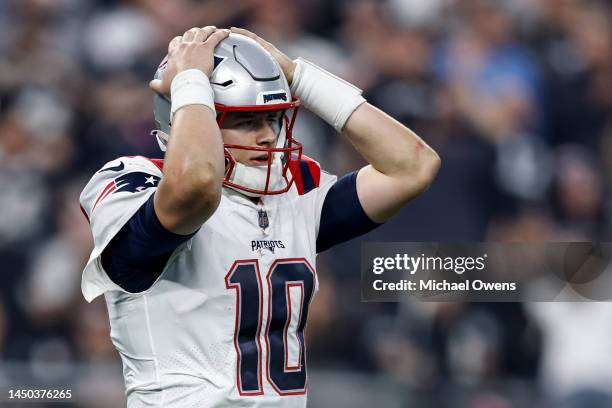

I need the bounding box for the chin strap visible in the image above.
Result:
[225,153,286,197]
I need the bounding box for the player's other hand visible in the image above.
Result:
[149,26,230,97]
[230,27,297,85]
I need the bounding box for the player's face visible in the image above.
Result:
[220,111,283,166]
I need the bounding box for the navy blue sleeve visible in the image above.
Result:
[316,171,382,253]
[101,194,197,293]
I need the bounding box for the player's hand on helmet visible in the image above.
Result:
[149,26,230,97]
[230,27,297,85]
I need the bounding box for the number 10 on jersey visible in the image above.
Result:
[225,258,316,396]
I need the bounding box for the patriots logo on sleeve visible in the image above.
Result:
[92,172,160,211]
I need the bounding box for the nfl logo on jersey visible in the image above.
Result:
[258,209,269,229]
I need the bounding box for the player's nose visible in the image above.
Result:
[255,122,276,147]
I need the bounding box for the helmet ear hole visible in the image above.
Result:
[153,91,172,135]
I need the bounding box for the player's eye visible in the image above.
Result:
[232,113,280,130]
[235,118,255,127]
[266,112,283,124]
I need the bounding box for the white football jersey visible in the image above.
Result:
[80,155,337,407]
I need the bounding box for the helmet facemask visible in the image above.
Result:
[217,102,302,196]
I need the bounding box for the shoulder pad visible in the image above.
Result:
[80,156,164,220]
[289,155,321,195]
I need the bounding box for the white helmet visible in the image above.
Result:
[152,33,302,196]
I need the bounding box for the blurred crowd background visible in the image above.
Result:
[0,0,611,406]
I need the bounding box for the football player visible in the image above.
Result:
[79,26,440,407]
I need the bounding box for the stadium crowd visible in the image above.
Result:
[0,0,610,406]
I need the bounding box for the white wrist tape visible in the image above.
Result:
[290,58,366,132]
[170,69,215,121]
